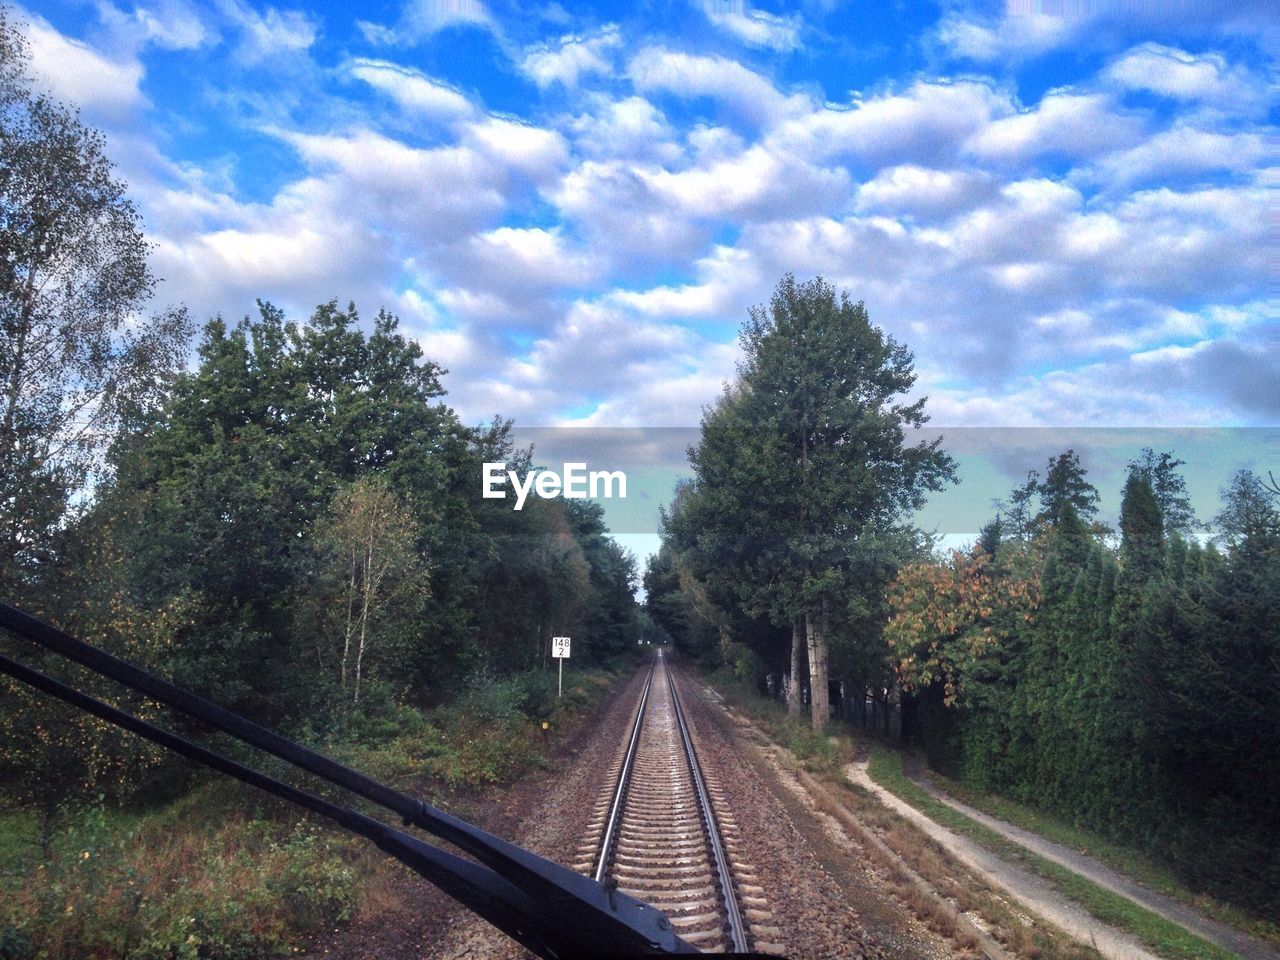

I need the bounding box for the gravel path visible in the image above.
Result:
[900,768,1277,960]
[846,760,1163,960]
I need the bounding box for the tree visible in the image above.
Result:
[314,477,423,704]
[688,275,955,730]
[887,545,1039,708]
[0,8,190,590]
[1038,451,1099,529]
[1119,472,1164,581]
[1128,448,1197,536]
[1214,470,1279,555]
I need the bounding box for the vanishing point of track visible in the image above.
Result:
[573,651,775,954]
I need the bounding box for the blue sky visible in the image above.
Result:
[21,0,1276,435]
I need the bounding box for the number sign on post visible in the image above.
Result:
[552,636,570,698]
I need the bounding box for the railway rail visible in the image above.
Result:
[574,650,778,954]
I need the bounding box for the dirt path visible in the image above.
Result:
[898,766,1278,960]
[846,760,1163,960]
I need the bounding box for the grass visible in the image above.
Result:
[0,810,38,874]
[865,743,1244,960]
[0,787,361,960]
[705,666,853,776]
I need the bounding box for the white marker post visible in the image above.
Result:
[551,636,571,698]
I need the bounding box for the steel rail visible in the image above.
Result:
[667,663,751,955]
[593,655,656,882]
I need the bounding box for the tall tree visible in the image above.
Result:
[1128,448,1197,535]
[689,275,954,730]
[1037,451,1100,529]
[1119,472,1165,580]
[0,8,190,590]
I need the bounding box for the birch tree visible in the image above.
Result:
[0,8,190,590]
[318,477,422,704]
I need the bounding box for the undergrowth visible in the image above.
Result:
[0,666,617,959]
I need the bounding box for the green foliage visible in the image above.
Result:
[0,668,616,957]
[890,456,1280,924]
[787,726,840,772]
[1129,449,1198,536]
[729,644,766,689]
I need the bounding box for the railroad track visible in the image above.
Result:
[573,651,779,954]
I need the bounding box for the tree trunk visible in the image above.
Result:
[806,600,830,732]
[788,618,803,717]
[354,534,374,705]
[340,551,357,693]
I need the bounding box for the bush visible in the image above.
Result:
[0,799,357,960]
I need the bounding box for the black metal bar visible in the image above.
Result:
[667,659,751,954]
[594,657,655,882]
[0,602,697,956]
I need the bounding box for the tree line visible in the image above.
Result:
[0,8,645,832]
[887,455,1279,920]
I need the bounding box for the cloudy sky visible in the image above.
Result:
[21,0,1276,435]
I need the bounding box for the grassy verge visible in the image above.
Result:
[925,773,1280,949]
[865,744,1242,960]
[702,666,852,776]
[0,666,619,960]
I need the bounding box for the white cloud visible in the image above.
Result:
[461,226,600,293]
[348,58,474,119]
[934,11,1077,63]
[856,165,996,219]
[95,0,212,51]
[1104,43,1266,112]
[520,26,620,89]
[702,2,803,51]
[269,127,510,240]
[404,0,490,33]
[964,92,1141,162]
[566,95,682,164]
[1091,126,1266,188]
[222,0,318,64]
[466,117,568,181]
[549,160,709,263]
[357,0,494,45]
[770,80,1011,166]
[627,47,804,127]
[47,1,1267,433]
[608,244,761,319]
[23,12,146,119]
[640,144,850,221]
